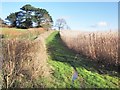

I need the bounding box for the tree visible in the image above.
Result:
[33,8,53,28]
[15,11,25,28]
[33,8,45,27]
[20,4,35,12]
[55,18,67,30]
[5,4,53,29]
[40,10,53,30]
[0,18,7,26]
[20,4,34,28]
[0,18,4,24]
[6,13,17,27]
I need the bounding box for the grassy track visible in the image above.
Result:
[45,31,119,88]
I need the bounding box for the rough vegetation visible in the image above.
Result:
[60,30,119,66]
[1,29,54,88]
[0,28,45,40]
[0,29,119,88]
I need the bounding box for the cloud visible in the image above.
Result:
[90,21,108,28]
[97,21,108,27]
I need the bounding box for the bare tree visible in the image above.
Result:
[55,18,68,30]
[66,25,71,30]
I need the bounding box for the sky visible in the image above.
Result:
[1,1,118,31]
[1,0,119,2]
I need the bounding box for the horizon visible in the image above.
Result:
[1,2,118,31]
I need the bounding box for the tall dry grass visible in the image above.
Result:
[60,30,119,66]
[1,30,54,88]
[0,28,45,40]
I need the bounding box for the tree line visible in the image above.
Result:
[6,4,53,29]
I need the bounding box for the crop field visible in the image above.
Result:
[60,30,119,66]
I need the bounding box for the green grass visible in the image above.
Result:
[45,31,119,88]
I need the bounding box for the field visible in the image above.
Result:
[60,30,119,66]
[0,28,45,40]
[0,28,119,88]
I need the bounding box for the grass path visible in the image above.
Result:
[45,31,119,88]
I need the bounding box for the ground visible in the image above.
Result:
[0,29,119,88]
[45,31,119,88]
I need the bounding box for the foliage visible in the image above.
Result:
[0,18,6,26]
[6,13,17,27]
[5,4,53,29]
